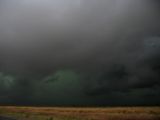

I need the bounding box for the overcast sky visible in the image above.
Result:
[0,0,160,106]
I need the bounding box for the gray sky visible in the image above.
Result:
[0,0,160,106]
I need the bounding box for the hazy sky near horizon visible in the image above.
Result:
[0,0,160,106]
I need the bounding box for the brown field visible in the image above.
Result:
[0,106,160,120]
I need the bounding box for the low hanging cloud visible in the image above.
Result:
[0,0,160,106]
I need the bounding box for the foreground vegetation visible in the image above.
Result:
[0,106,160,120]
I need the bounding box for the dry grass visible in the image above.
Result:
[0,106,160,120]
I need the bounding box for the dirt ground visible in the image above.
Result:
[0,106,160,120]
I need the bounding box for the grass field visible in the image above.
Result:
[0,106,160,120]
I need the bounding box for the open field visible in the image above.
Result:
[0,106,160,120]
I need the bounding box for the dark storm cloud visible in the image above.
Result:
[0,0,160,106]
